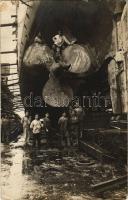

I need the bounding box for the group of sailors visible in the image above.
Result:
[21,103,85,148]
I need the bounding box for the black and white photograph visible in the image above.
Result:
[0,0,128,199]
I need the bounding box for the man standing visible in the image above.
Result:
[74,103,85,139]
[30,114,42,148]
[69,110,79,146]
[21,111,30,143]
[1,115,4,143]
[1,114,10,144]
[28,116,32,142]
[58,112,69,147]
[43,113,52,147]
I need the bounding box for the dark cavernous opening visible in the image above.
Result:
[21,0,113,121]
[30,0,112,57]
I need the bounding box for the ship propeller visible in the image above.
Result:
[23,36,94,107]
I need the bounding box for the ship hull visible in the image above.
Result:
[19,0,114,119]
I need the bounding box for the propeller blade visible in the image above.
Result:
[43,75,73,107]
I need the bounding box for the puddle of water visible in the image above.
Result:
[1,148,25,200]
[1,138,127,200]
[1,138,48,200]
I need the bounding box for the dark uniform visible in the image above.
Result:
[2,116,10,143]
[69,114,79,146]
[43,115,52,147]
[58,115,69,147]
[21,114,30,143]
[74,106,85,139]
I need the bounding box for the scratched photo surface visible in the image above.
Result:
[1,1,127,200]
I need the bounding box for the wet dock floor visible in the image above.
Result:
[1,136,127,200]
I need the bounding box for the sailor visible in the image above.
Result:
[43,113,52,147]
[40,118,45,142]
[28,115,32,143]
[30,114,42,148]
[2,114,10,144]
[21,111,30,143]
[58,112,69,147]
[74,102,85,139]
[68,105,74,118]
[1,115,4,143]
[68,110,79,146]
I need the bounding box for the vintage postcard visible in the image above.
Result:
[1,0,127,200]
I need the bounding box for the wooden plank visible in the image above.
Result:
[1,50,17,54]
[1,63,17,67]
[80,141,115,161]
[8,79,19,82]
[80,141,103,160]
[0,22,17,27]
[7,82,19,87]
[1,73,18,76]
[91,175,127,193]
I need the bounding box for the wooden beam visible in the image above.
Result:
[1,50,17,54]
[9,89,20,92]
[20,0,32,8]
[80,141,115,161]
[1,63,17,67]
[11,93,20,95]
[9,86,20,88]
[13,99,22,101]
[1,73,18,76]
[13,107,24,110]
[13,101,22,104]
[14,109,24,112]
[10,89,20,91]
[0,22,17,27]
[13,99,22,102]
[14,94,21,98]
[8,78,19,82]
[13,103,23,106]
[7,82,19,87]
[91,175,127,193]
[11,94,20,96]
[13,104,24,106]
